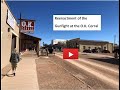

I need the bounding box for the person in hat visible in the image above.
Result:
[10,48,21,76]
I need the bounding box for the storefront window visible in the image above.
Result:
[83,46,86,50]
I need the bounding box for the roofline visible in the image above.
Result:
[4,0,20,28]
[80,39,109,43]
[20,32,41,40]
[52,38,73,40]
[18,19,36,21]
[4,1,34,28]
[4,1,18,24]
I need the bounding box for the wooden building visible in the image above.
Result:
[20,33,41,56]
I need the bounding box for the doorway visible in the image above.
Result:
[11,34,16,52]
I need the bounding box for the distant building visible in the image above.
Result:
[51,39,67,51]
[51,39,67,45]
[66,38,113,53]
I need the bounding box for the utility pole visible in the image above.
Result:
[43,42,44,46]
[114,35,116,50]
[19,13,21,53]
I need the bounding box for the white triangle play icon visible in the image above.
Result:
[69,52,73,57]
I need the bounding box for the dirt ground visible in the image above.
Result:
[35,56,92,90]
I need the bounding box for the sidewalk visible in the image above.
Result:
[1,51,39,90]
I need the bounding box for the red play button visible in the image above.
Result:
[69,52,73,57]
[63,48,78,59]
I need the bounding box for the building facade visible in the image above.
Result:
[51,39,66,45]
[1,0,19,77]
[20,33,41,56]
[66,38,113,53]
[1,0,41,78]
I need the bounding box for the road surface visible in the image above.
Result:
[54,52,119,90]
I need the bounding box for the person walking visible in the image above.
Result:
[10,48,21,76]
[45,47,49,56]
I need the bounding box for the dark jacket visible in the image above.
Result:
[10,52,20,63]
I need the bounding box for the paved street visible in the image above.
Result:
[55,52,119,90]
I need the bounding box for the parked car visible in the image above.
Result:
[101,50,110,53]
[83,49,92,53]
[91,49,98,53]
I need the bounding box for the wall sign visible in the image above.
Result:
[6,9,16,30]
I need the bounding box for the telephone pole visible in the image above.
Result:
[114,35,116,50]
[19,13,21,52]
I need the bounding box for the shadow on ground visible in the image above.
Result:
[88,57,119,65]
[6,74,14,77]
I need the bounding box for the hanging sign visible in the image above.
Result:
[20,19,35,33]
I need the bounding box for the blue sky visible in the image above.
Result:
[7,1,119,45]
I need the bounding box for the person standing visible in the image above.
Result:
[45,47,49,56]
[10,48,21,76]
